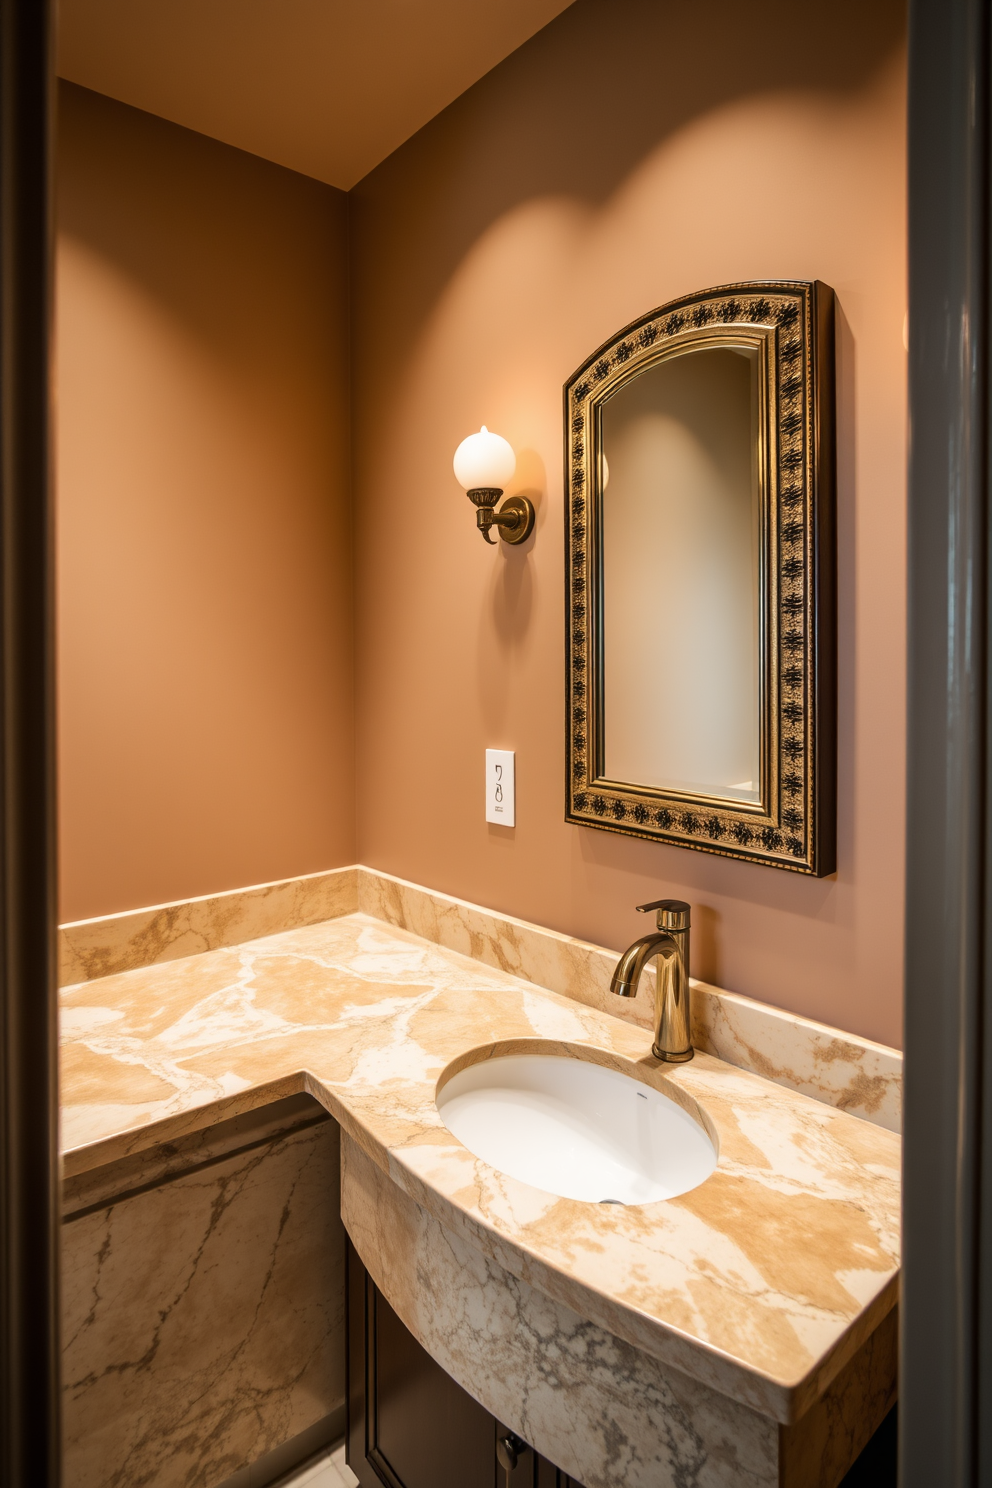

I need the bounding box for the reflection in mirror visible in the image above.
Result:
[601,345,761,802]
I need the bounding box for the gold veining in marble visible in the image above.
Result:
[691,981,901,1133]
[343,1132,781,1488]
[59,867,358,986]
[60,911,901,1425]
[60,864,903,1131]
[342,1131,894,1488]
[359,869,902,1132]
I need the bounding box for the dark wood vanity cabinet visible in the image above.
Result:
[346,1241,579,1488]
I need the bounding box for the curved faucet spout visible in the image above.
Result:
[610,932,673,998]
[610,900,693,1063]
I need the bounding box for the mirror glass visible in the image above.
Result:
[600,345,761,803]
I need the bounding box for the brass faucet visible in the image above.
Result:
[610,899,693,1063]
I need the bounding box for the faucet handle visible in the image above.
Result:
[637,898,690,931]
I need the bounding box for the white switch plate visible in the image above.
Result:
[485,749,515,826]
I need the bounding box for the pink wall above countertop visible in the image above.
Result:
[56,0,908,1049]
[350,0,907,1047]
[56,83,355,920]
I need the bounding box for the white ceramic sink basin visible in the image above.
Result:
[436,1053,716,1205]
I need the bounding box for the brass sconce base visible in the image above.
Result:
[467,488,535,545]
[497,494,535,544]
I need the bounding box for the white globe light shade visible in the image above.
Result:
[453,426,516,492]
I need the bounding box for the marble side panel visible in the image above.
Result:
[357,867,902,1130]
[59,867,358,985]
[341,1133,780,1488]
[62,1120,346,1488]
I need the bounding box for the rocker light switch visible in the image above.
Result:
[486,749,515,826]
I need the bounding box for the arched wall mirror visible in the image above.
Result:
[565,281,836,875]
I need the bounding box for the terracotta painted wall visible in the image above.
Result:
[57,82,354,922]
[351,0,908,1045]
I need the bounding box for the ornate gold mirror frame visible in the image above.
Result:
[564,280,836,875]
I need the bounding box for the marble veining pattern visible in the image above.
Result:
[358,869,903,1133]
[60,911,901,1424]
[343,1131,782,1488]
[691,982,901,1133]
[62,1120,345,1488]
[59,868,359,986]
[59,865,902,1131]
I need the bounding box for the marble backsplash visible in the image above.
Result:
[358,870,902,1133]
[60,865,901,1132]
[59,869,360,985]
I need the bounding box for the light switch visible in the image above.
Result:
[485,749,515,826]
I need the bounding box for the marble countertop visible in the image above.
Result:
[60,911,900,1426]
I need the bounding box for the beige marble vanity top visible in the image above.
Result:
[59,909,900,1427]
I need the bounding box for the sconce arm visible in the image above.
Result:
[466,489,535,546]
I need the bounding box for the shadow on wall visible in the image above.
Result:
[57,82,355,921]
[353,0,906,337]
[350,0,907,1045]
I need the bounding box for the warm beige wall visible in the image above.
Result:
[57,0,578,190]
[351,0,908,1045]
[57,82,354,922]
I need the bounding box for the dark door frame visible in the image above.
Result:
[903,0,991,1483]
[0,0,60,1484]
[0,0,990,1484]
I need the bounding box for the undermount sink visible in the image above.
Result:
[436,1052,716,1205]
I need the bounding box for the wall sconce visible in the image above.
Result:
[453,426,535,545]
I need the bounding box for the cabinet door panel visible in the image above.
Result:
[347,1241,495,1488]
